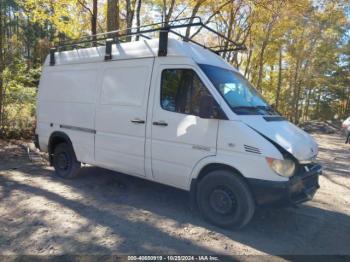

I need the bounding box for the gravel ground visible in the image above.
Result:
[0,131,349,257]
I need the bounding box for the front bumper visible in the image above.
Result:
[248,163,322,206]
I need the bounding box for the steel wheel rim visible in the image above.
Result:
[209,187,237,215]
[57,152,69,171]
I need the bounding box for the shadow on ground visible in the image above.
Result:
[1,164,349,255]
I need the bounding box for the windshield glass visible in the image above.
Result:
[199,64,277,115]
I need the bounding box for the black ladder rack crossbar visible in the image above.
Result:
[49,16,246,66]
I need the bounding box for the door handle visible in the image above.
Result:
[131,119,145,124]
[153,121,168,127]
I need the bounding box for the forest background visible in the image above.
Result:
[0,0,349,138]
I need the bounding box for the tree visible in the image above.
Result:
[77,0,98,44]
[135,0,142,40]
[254,1,284,91]
[0,0,4,134]
[275,46,283,110]
[163,0,176,24]
[0,0,349,138]
[185,0,206,38]
[107,0,120,39]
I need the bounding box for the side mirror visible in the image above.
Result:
[199,94,225,119]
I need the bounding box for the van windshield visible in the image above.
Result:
[199,64,277,115]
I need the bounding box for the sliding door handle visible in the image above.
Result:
[153,121,168,127]
[131,119,145,124]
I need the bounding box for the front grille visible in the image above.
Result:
[303,174,319,189]
[295,163,322,178]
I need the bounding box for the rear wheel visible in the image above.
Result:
[197,170,255,229]
[53,143,81,179]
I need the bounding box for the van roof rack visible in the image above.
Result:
[49,16,246,66]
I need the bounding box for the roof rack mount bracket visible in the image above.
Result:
[49,48,56,66]
[105,39,114,61]
[158,28,169,57]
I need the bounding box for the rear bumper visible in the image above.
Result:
[248,163,322,206]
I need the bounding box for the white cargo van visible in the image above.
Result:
[35,18,322,229]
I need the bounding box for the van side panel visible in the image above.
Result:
[94,58,154,177]
[147,60,219,189]
[37,64,99,163]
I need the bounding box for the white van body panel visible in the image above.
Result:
[183,120,287,190]
[239,116,318,162]
[37,38,319,192]
[37,63,99,163]
[188,155,284,189]
[148,59,220,189]
[216,120,284,162]
[94,58,154,177]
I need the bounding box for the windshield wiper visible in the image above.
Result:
[232,105,278,116]
[233,106,259,110]
[256,105,278,115]
[232,106,264,115]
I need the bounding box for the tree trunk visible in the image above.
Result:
[107,0,120,39]
[345,90,350,117]
[185,0,205,39]
[303,87,311,121]
[125,0,136,42]
[286,71,294,120]
[256,45,266,91]
[230,52,239,69]
[292,57,301,123]
[222,5,235,59]
[315,89,321,117]
[256,12,278,91]
[0,0,4,135]
[135,0,142,40]
[294,80,302,124]
[244,49,252,78]
[269,65,274,87]
[163,0,176,25]
[92,0,98,46]
[275,46,283,110]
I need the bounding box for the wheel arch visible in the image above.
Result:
[188,157,248,210]
[48,131,74,165]
[196,163,245,182]
[189,157,246,187]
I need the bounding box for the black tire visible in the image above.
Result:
[53,143,81,179]
[197,170,255,229]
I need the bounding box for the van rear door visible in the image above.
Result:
[149,64,219,189]
[95,58,154,177]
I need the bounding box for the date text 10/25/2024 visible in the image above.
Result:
[128,256,219,261]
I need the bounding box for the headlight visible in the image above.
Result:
[266,157,296,178]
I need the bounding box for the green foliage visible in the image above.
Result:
[1,59,40,139]
[0,0,349,139]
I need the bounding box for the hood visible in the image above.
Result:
[239,116,318,162]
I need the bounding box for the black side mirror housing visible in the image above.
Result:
[199,94,226,119]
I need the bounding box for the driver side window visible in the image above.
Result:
[160,69,211,116]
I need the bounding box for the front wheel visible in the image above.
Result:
[197,170,255,229]
[53,143,81,179]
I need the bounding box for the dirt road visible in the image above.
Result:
[0,132,349,256]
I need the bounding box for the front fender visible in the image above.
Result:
[188,152,287,190]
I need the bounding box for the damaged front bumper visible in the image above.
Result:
[248,163,322,206]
